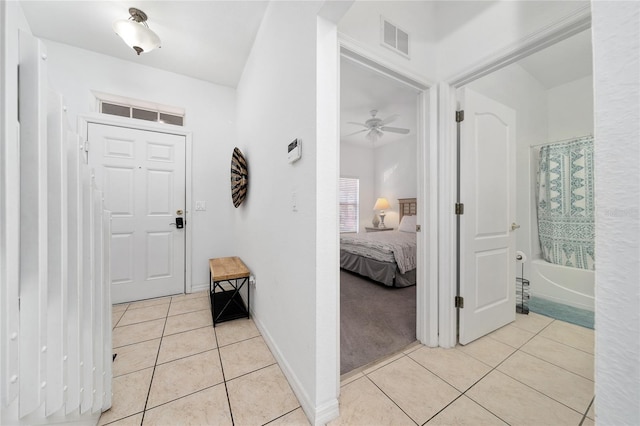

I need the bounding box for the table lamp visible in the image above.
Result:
[373,198,391,228]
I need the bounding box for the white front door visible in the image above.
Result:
[88,123,186,304]
[458,88,517,345]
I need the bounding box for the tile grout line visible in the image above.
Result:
[406,317,586,424]
[363,365,420,426]
[261,407,304,425]
[464,320,591,421]
[579,395,595,425]
[213,318,236,426]
[138,301,171,426]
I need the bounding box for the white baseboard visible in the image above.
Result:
[190,282,209,294]
[251,312,339,425]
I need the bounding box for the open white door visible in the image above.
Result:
[458,88,516,345]
[88,123,186,304]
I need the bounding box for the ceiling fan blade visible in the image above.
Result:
[379,114,399,126]
[347,121,368,128]
[381,126,410,134]
[344,129,368,137]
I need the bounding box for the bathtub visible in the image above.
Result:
[529,259,595,312]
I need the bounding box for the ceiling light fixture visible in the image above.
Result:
[113,8,161,56]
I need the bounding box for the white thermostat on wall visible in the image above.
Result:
[288,138,302,163]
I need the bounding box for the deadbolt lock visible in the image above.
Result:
[176,209,184,216]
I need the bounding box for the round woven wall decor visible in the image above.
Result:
[230,147,248,208]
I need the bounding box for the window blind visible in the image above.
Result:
[339,177,359,233]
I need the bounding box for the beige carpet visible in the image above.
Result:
[340,270,416,374]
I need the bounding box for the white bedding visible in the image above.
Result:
[340,231,417,274]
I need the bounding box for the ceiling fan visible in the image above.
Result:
[346,109,410,141]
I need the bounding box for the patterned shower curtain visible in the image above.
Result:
[536,135,595,270]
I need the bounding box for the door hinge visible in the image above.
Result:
[455,296,464,308]
[455,203,464,215]
[416,224,421,232]
[456,110,464,123]
[84,141,90,153]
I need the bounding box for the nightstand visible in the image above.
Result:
[365,227,394,232]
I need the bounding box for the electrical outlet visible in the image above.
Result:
[195,201,206,211]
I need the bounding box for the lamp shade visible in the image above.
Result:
[113,19,161,55]
[373,198,391,210]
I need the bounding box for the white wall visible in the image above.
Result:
[467,63,548,267]
[235,1,339,423]
[592,2,640,424]
[338,0,438,82]
[40,40,237,289]
[340,143,374,233]
[373,137,417,228]
[547,75,594,141]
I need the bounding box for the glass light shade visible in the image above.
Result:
[113,19,161,55]
[373,198,391,210]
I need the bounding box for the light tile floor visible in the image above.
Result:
[102,292,595,425]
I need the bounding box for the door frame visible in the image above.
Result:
[79,113,194,295]
[438,5,592,347]
[338,34,439,348]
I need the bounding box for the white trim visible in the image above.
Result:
[338,33,432,90]
[337,38,439,350]
[437,83,458,348]
[438,5,593,347]
[78,113,194,295]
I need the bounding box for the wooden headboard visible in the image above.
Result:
[398,198,417,223]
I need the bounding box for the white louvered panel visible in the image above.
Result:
[65,132,83,415]
[18,30,48,418]
[102,209,113,411]
[80,165,94,414]
[91,186,105,413]
[2,4,22,407]
[45,89,68,415]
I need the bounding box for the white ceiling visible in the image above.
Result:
[20,1,269,88]
[340,58,418,149]
[21,1,592,130]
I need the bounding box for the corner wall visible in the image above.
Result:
[592,2,640,423]
[374,137,417,229]
[234,1,341,423]
[547,75,594,142]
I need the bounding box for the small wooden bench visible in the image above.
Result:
[208,257,250,326]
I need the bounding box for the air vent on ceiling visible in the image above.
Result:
[381,17,410,58]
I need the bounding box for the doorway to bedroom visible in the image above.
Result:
[338,53,423,374]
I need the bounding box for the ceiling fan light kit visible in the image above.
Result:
[113,7,161,55]
[347,109,410,142]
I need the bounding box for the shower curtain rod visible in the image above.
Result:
[530,134,593,148]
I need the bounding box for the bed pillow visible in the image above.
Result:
[398,215,417,233]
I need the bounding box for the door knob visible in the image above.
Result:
[511,222,520,231]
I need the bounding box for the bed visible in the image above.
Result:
[340,198,417,287]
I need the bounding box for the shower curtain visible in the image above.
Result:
[537,135,595,270]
